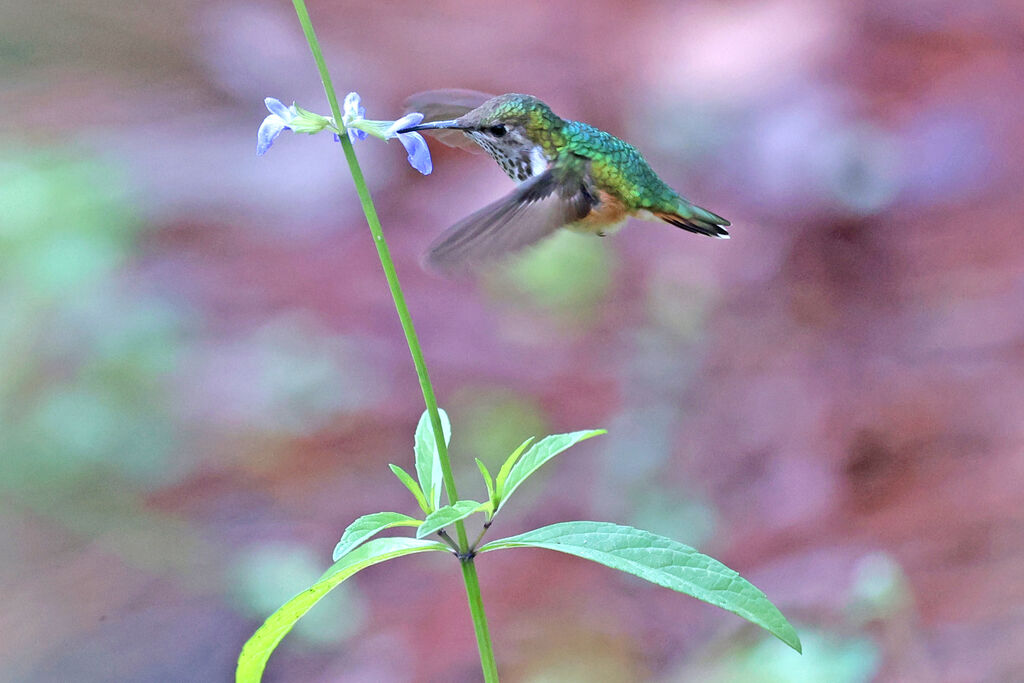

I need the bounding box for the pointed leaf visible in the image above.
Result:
[476,458,496,510]
[416,500,487,539]
[495,437,534,495]
[414,408,452,510]
[332,512,422,561]
[496,430,605,512]
[237,538,448,682]
[389,464,430,515]
[480,521,801,653]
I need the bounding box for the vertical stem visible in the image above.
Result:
[289,2,497,679]
[461,559,499,683]
[289,0,465,545]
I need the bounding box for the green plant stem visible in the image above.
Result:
[461,559,499,682]
[289,2,498,680]
[288,0,463,543]
[470,521,492,552]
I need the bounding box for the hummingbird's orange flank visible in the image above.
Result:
[399,90,730,272]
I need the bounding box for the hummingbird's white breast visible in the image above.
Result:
[529,147,548,177]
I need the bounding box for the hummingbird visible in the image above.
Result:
[399,90,730,272]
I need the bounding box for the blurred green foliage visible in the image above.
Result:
[0,148,187,490]
[677,628,880,683]
[0,148,224,590]
[483,230,613,325]
[230,542,368,647]
[848,552,912,622]
[452,387,549,465]
[451,387,549,503]
[0,149,134,293]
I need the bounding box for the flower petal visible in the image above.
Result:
[264,98,293,121]
[256,115,288,156]
[398,131,432,174]
[384,112,424,138]
[343,92,364,120]
[341,92,369,143]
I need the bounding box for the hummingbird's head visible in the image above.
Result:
[399,94,564,180]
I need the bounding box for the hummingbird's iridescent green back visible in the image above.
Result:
[557,120,682,213]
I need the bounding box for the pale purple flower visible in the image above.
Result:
[256,98,296,156]
[343,92,368,143]
[401,131,432,175]
[386,113,432,175]
[342,92,432,175]
[256,92,432,174]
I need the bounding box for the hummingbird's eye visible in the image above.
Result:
[487,124,507,137]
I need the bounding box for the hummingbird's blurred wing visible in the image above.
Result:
[426,168,595,273]
[403,89,495,153]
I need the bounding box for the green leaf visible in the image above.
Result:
[416,500,487,539]
[389,464,430,515]
[414,408,452,511]
[494,437,534,495]
[496,430,605,512]
[332,512,422,561]
[476,458,496,511]
[480,521,802,653]
[237,538,448,682]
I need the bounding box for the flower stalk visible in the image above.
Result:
[288,1,499,680]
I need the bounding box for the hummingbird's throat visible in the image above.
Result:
[467,130,547,183]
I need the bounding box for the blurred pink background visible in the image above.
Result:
[2,0,1023,681]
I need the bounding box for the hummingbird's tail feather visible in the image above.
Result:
[655,202,731,239]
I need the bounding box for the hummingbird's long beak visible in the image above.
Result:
[397,119,463,134]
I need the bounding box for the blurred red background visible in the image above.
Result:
[2,0,1023,681]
